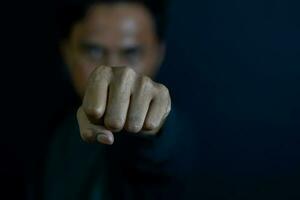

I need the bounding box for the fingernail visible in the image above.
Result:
[97,134,113,145]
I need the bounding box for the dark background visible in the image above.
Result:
[1,0,300,199]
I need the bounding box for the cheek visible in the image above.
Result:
[127,51,159,77]
[140,50,160,77]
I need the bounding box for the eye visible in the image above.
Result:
[87,46,103,61]
[81,43,104,61]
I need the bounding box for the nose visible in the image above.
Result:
[106,54,122,67]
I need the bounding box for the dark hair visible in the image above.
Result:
[55,0,168,42]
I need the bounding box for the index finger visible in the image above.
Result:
[82,66,112,124]
[77,106,114,145]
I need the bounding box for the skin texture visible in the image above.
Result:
[62,3,171,145]
[77,66,171,145]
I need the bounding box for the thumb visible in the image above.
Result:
[77,107,114,145]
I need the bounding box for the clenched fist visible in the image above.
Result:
[77,66,171,145]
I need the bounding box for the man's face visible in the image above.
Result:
[62,3,164,97]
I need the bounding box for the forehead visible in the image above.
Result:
[77,3,156,45]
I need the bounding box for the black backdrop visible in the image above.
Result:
[160,0,300,198]
[1,0,300,199]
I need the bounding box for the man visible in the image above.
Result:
[58,0,169,145]
[43,0,186,199]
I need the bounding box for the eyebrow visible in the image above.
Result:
[79,41,103,49]
[79,40,144,52]
[121,45,143,52]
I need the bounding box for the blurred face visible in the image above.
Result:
[62,3,164,97]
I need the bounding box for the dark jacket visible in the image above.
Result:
[43,107,190,200]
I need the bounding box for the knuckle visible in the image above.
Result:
[141,76,153,90]
[104,117,124,131]
[135,76,153,95]
[126,123,142,133]
[104,65,113,74]
[160,87,171,102]
[123,66,135,75]
[123,67,136,80]
[91,65,111,82]
[157,84,170,96]
[97,65,110,73]
[162,93,172,115]
[141,76,152,85]
[153,83,170,103]
[83,106,104,120]
[166,103,172,115]
[144,120,159,131]
[113,66,136,85]
[117,66,135,78]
